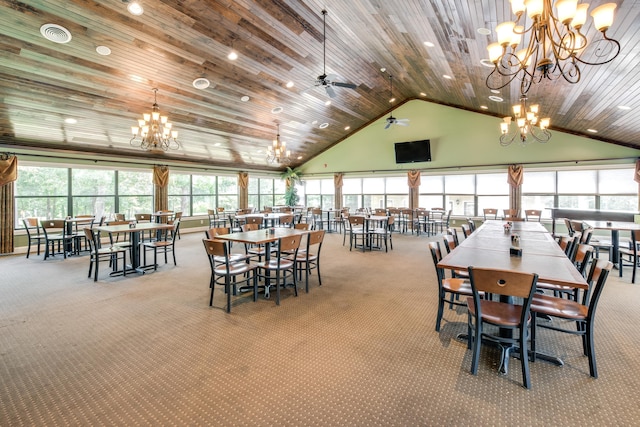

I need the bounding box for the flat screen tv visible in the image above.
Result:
[394,140,431,164]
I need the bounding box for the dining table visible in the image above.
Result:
[437,220,588,373]
[215,227,310,298]
[583,220,640,265]
[150,211,175,223]
[350,215,389,251]
[96,222,173,274]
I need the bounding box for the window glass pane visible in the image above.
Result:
[248,178,259,193]
[248,195,259,210]
[601,196,637,211]
[419,195,443,209]
[16,197,67,223]
[218,176,237,195]
[343,195,361,211]
[192,175,216,194]
[558,195,595,209]
[385,177,407,194]
[72,169,115,196]
[599,169,636,194]
[321,195,335,209]
[193,195,216,215]
[118,170,152,195]
[274,179,286,194]
[386,194,408,207]
[445,174,474,194]
[168,195,190,214]
[260,179,273,194]
[362,178,384,193]
[218,195,238,210]
[306,195,321,207]
[274,194,286,206]
[476,173,509,195]
[445,195,474,216]
[558,170,596,194]
[522,195,555,218]
[522,171,555,193]
[477,196,509,214]
[73,196,114,219]
[342,178,361,194]
[16,166,68,196]
[305,180,320,193]
[119,196,153,218]
[422,175,444,193]
[320,179,335,195]
[364,195,384,209]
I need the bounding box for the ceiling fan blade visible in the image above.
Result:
[396,118,410,122]
[332,81,357,89]
[384,122,392,130]
[396,122,410,126]
[299,84,319,95]
[325,85,336,98]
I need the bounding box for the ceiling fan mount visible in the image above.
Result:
[385,75,409,129]
[302,9,357,98]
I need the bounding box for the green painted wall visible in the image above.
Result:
[300,100,639,175]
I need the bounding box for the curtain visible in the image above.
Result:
[153,165,169,212]
[0,154,17,253]
[334,173,343,209]
[507,164,523,213]
[238,172,249,210]
[408,170,420,211]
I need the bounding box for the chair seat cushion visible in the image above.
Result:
[531,294,587,320]
[467,298,525,327]
[256,259,294,270]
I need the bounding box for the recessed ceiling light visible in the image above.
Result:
[443,74,452,79]
[587,129,598,133]
[127,2,144,15]
[488,95,504,102]
[325,100,331,106]
[490,89,500,94]
[319,122,329,129]
[380,67,386,72]
[311,120,318,125]
[271,106,283,114]
[96,45,111,56]
[297,155,303,160]
[423,41,434,47]
[64,118,77,124]
[480,59,494,68]
[193,78,210,90]
[240,95,250,102]
[618,105,631,110]
[419,92,427,97]
[286,81,294,88]
[129,75,146,83]
[480,105,488,110]
[227,51,238,60]
[477,27,491,35]
[389,97,396,103]
[344,126,350,130]
[40,24,72,44]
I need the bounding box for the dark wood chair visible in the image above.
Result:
[288,229,325,293]
[428,241,474,332]
[524,209,542,222]
[256,234,303,305]
[22,217,45,258]
[531,259,614,378]
[466,266,539,389]
[41,219,74,260]
[141,221,180,270]
[347,215,367,252]
[483,208,498,221]
[202,238,258,312]
[84,228,128,282]
[619,229,640,283]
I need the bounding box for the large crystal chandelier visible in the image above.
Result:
[500,96,551,146]
[130,88,180,151]
[266,124,291,165]
[486,0,620,95]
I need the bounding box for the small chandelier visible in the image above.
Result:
[486,0,619,95]
[500,96,551,146]
[266,124,291,165]
[130,88,179,151]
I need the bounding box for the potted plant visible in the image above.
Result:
[281,167,303,206]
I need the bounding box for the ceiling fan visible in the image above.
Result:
[385,75,409,129]
[301,10,357,98]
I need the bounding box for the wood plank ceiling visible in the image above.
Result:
[0,0,638,171]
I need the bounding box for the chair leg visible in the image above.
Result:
[586,320,598,378]
[436,292,444,332]
[520,328,531,389]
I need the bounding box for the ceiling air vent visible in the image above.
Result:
[40,24,72,44]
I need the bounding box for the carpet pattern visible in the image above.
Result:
[1,228,639,425]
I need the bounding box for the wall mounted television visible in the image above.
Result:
[394,139,431,164]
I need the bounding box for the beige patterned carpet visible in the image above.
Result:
[1,228,639,426]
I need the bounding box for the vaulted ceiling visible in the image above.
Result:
[1,0,638,171]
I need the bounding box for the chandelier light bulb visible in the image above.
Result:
[499,96,551,146]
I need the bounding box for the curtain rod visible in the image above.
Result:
[302,156,639,177]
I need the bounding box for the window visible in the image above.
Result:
[521,171,556,218]
[248,177,284,211]
[192,174,217,215]
[444,174,475,216]
[168,173,191,215]
[557,170,596,209]
[217,176,238,210]
[305,179,334,209]
[15,165,69,227]
[476,173,509,215]
[599,169,637,211]
[118,170,153,218]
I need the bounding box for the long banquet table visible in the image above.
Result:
[437,220,588,373]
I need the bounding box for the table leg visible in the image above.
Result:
[611,229,620,265]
